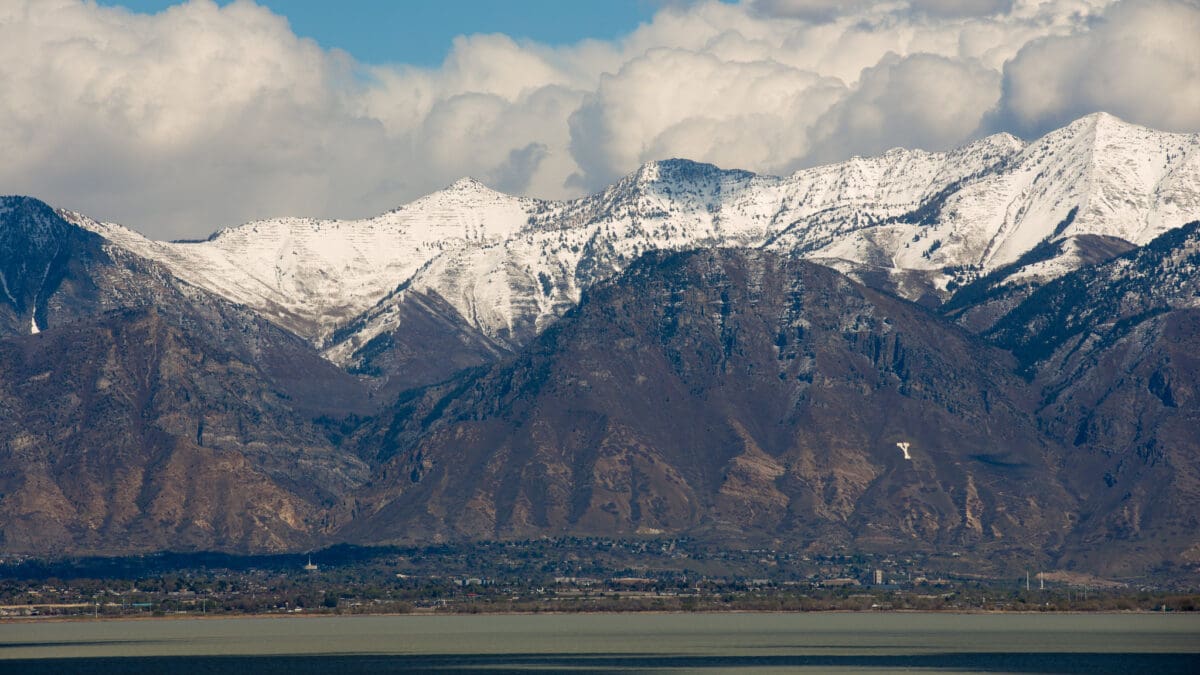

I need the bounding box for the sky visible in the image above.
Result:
[2,0,1199,239]
[93,1,669,66]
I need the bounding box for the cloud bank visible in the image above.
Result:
[1,0,1197,238]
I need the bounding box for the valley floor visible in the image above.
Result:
[2,539,1197,620]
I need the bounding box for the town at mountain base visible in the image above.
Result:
[0,113,1198,580]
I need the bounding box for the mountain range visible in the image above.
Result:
[1,113,1197,578]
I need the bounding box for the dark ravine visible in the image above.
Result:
[0,198,1197,580]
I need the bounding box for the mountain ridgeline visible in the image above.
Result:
[1,113,1198,578]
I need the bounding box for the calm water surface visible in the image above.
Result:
[1,612,1198,673]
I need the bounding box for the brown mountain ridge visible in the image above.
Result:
[344,250,1076,574]
[0,197,1197,579]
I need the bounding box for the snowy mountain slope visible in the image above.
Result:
[938,232,1139,333]
[774,113,1200,285]
[988,219,1200,369]
[336,148,1020,360]
[334,114,1200,365]
[0,196,198,338]
[331,161,786,368]
[65,178,549,342]
[59,113,1200,369]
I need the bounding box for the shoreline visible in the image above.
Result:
[2,606,1187,625]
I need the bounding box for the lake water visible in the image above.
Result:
[1,612,1198,673]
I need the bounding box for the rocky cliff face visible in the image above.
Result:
[343,250,1074,572]
[986,222,1200,574]
[0,201,373,554]
[0,196,149,337]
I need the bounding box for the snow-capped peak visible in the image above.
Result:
[0,196,73,249]
[394,177,509,212]
[58,113,1200,360]
[446,176,496,193]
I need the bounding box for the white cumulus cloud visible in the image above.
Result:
[805,53,1003,165]
[1,0,1195,239]
[989,0,1200,136]
[567,49,845,191]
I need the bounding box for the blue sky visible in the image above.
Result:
[96,0,665,66]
